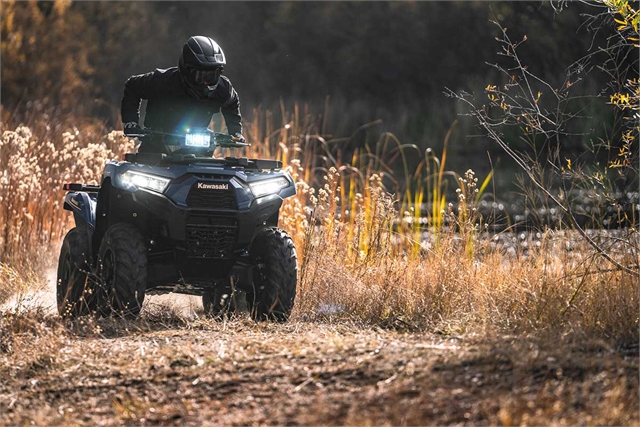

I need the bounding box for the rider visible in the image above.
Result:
[121,36,244,152]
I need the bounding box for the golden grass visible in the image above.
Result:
[0,107,638,348]
[0,121,135,269]
[292,181,638,343]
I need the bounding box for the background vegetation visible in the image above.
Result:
[0,2,638,424]
[1,0,637,331]
[2,1,636,190]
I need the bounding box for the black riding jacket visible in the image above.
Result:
[121,67,242,135]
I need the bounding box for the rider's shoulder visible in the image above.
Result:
[152,67,180,79]
[214,76,236,97]
[218,75,233,89]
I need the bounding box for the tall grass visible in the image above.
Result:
[0,117,134,268]
[0,105,637,345]
[241,104,638,344]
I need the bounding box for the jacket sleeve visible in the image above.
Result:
[121,72,156,125]
[220,78,243,135]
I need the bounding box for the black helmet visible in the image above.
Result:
[178,36,226,99]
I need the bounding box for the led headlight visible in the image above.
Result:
[120,171,170,193]
[185,133,211,148]
[249,177,290,198]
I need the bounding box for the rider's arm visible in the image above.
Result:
[121,71,156,125]
[219,77,243,136]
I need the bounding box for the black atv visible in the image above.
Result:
[57,128,298,321]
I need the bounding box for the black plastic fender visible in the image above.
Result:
[63,191,97,228]
[63,191,97,264]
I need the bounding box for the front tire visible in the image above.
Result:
[97,223,147,318]
[56,224,95,318]
[248,228,298,322]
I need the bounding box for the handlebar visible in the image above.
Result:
[126,128,250,148]
[215,133,251,148]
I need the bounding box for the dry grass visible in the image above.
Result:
[283,165,638,346]
[0,110,638,342]
[0,110,638,425]
[0,120,135,269]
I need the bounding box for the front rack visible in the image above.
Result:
[123,153,282,170]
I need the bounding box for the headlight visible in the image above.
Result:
[120,171,170,193]
[185,133,211,148]
[249,177,290,198]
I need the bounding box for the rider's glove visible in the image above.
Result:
[123,121,145,136]
[230,132,246,143]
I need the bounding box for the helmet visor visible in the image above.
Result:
[187,68,222,86]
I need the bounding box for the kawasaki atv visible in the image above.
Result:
[57,128,298,321]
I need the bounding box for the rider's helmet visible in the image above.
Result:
[178,36,226,99]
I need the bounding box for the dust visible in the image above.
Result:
[0,268,203,318]
[144,293,202,318]
[0,268,57,312]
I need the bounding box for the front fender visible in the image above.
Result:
[63,191,97,266]
[64,191,97,229]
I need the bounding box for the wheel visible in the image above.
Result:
[56,223,96,318]
[96,223,147,318]
[248,227,298,322]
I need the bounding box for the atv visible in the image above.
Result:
[57,128,298,321]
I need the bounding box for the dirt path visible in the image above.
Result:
[0,274,638,426]
[1,314,638,426]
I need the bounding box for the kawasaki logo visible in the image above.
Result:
[197,182,228,190]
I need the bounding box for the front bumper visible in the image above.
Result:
[131,186,283,257]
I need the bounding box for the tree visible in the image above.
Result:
[1,0,166,124]
[451,0,639,276]
[1,0,97,117]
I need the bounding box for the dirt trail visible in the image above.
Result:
[1,316,638,426]
[1,269,58,313]
[0,273,637,426]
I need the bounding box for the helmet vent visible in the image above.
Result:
[188,38,203,54]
